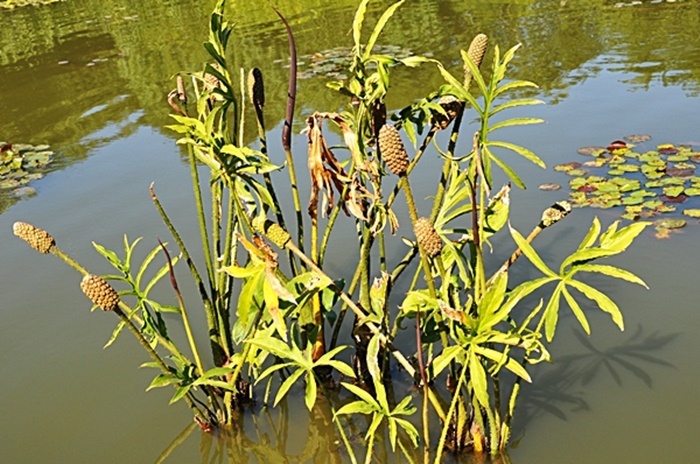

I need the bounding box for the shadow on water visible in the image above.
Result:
[512,325,678,438]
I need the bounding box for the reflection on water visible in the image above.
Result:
[1,0,700,463]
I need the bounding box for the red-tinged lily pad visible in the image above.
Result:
[624,134,651,143]
[690,155,700,163]
[577,146,606,156]
[539,183,561,191]
[667,168,694,178]
[661,194,688,203]
[657,144,678,155]
[553,162,582,172]
[577,184,598,193]
[607,140,628,152]
[683,209,700,218]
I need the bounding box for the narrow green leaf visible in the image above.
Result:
[274,368,305,407]
[488,118,544,133]
[493,81,540,98]
[508,223,556,277]
[432,345,463,377]
[486,140,545,169]
[435,64,483,115]
[543,285,562,342]
[574,264,648,288]
[577,217,601,251]
[469,351,490,408]
[135,242,162,290]
[146,373,179,391]
[490,98,544,116]
[304,373,317,411]
[341,382,381,409]
[488,151,526,189]
[247,336,294,360]
[169,385,191,404]
[352,0,370,51]
[364,0,406,60]
[561,286,590,335]
[474,346,531,382]
[560,248,618,274]
[461,48,488,95]
[335,400,376,416]
[599,221,650,253]
[568,280,624,331]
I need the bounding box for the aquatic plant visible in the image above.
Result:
[13,0,650,460]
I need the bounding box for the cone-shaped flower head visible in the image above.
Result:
[464,33,488,88]
[13,221,55,254]
[378,124,409,176]
[253,217,291,249]
[414,217,442,258]
[80,274,120,311]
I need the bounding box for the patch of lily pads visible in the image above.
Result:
[551,135,700,239]
[0,142,54,198]
[292,45,421,80]
[0,0,63,9]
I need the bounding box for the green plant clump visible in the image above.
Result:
[13,0,650,461]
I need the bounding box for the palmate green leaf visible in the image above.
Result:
[392,394,416,417]
[567,279,624,331]
[248,337,303,365]
[364,0,406,59]
[486,140,546,169]
[562,286,590,335]
[473,345,531,382]
[574,264,648,288]
[508,223,557,277]
[488,118,544,133]
[316,345,356,378]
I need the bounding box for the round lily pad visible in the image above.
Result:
[683,209,700,218]
[624,134,651,143]
[553,162,582,172]
[655,218,686,229]
[667,168,694,178]
[577,146,606,156]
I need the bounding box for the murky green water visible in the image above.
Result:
[1,0,699,462]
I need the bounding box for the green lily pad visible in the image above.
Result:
[577,146,606,156]
[629,189,656,198]
[684,187,700,196]
[682,209,700,218]
[622,196,644,205]
[667,154,690,162]
[607,169,624,176]
[655,218,686,229]
[639,151,661,162]
[617,164,640,172]
[553,162,582,172]
[566,169,587,176]
[662,186,684,197]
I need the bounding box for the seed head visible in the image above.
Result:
[378,124,409,176]
[13,221,55,254]
[464,34,488,88]
[540,201,572,228]
[253,217,291,249]
[433,95,463,130]
[80,274,120,311]
[414,218,442,258]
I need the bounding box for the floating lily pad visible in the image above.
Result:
[661,194,688,203]
[617,164,640,172]
[667,167,694,178]
[657,144,678,155]
[662,185,684,197]
[684,187,700,196]
[577,146,606,156]
[566,168,587,176]
[607,169,623,176]
[655,218,686,229]
[624,134,651,143]
[667,154,690,162]
[539,183,561,191]
[683,209,700,218]
[553,162,581,172]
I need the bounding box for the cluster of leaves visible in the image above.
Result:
[555,138,700,238]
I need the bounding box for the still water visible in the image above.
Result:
[1,0,699,462]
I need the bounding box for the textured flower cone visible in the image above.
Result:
[13,221,55,254]
[80,274,120,311]
[540,201,572,228]
[248,67,265,110]
[464,33,489,87]
[433,95,463,130]
[414,217,442,258]
[378,124,409,176]
[253,217,291,249]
